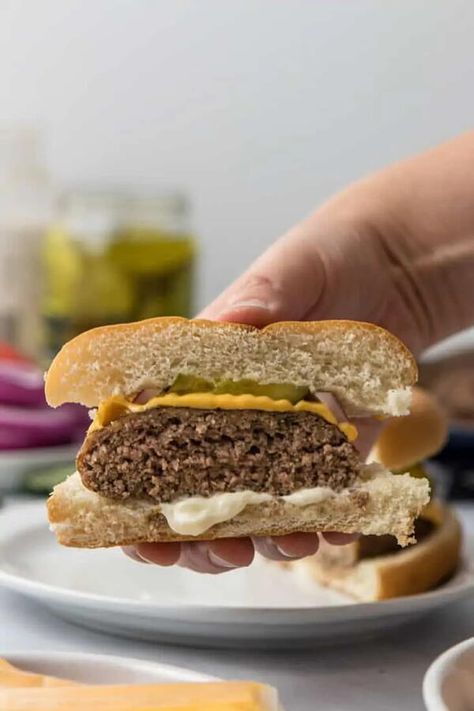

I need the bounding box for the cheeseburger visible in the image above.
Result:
[291,388,462,600]
[45,318,429,548]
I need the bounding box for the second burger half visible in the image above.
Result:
[288,388,461,600]
[45,318,430,548]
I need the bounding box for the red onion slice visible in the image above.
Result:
[315,391,348,421]
[0,403,89,450]
[0,362,47,407]
[134,389,161,404]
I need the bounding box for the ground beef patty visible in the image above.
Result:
[77,407,361,502]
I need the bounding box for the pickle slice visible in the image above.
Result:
[22,465,72,495]
[169,375,309,404]
[169,374,213,394]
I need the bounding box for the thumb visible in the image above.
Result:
[198,228,325,327]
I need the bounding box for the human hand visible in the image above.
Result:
[125,133,474,572]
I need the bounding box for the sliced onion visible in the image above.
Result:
[315,391,377,420]
[0,361,47,407]
[315,392,347,421]
[0,403,89,450]
[134,389,161,404]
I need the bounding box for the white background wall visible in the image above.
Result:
[1,0,473,351]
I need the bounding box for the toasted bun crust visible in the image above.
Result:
[47,467,429,548]
[44,318,416,416]
[294,503,461,601]
[370,387,448,469]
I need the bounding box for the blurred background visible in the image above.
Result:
[0,0,473,495]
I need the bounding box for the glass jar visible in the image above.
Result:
[41,189,196,361]
[0,127,53,357]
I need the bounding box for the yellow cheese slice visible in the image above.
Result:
[90,393,357,441]
[0,680,278,710]
[0,659,77,688]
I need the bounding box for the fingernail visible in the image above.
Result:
[208,551,239,569]
[123,546,150,564]
[132,553,151,564]
[136,555,153,564]
[275,546,302,559]
[228,299,272,311]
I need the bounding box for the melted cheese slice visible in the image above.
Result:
[0,680,278,710]
[90,393,357,441]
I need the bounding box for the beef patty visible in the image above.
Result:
[77,406,361,502]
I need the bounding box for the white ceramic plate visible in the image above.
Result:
[0,503,473,649]
[423,637,474,711]
[0,444,77,492]
[0,650,216,685]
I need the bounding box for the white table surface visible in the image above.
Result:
[0,500,473,711]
